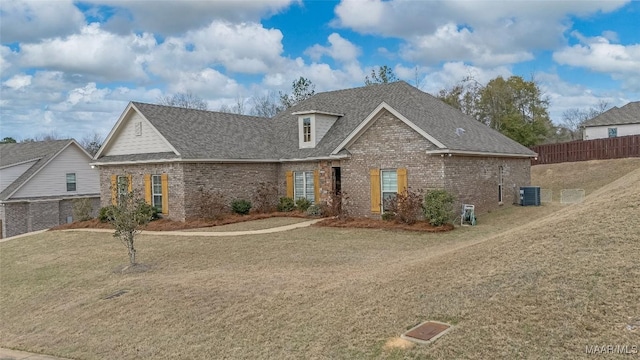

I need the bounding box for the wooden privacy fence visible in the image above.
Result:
[531,134,640,165]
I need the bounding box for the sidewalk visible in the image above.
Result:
[0,347,72,360]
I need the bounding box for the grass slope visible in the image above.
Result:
[1,165,639,359]
[531,157,640,201]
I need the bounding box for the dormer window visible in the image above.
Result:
[303,117,311,142]
[293,110,344,149]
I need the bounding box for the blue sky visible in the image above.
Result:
[1,0,639,142]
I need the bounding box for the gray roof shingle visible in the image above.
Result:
[99,81,534,163]
[0,140,73,200]
[583,101,640,127]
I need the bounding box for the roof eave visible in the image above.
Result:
[426,149,537,158]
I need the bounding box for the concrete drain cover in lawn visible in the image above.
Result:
[401,321,452,345]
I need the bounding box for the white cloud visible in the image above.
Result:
[0,0,85,43]
[19,23,155,82]
[333,0,629,66]
[553,32,640,91]
[84,0,299,35]
[3,74,32,90]
[305,33,361,64]
[419,62,512,95]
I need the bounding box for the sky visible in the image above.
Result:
[1,0,639,142]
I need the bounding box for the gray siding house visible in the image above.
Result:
[93,81,536,220]
[583,101,640,140]
[0,140,100,238]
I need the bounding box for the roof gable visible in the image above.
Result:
[583,101,640,127]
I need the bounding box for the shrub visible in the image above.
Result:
[381,211,396,221]
[253,182,278,213]
[98,205,116,223]
[383,188,424,225]
[231,199,252,215]
[194,188,228,220]
[277,197,295,212]
[424,189,455,226]
[306,204,323,217]
[73,198,94,222]
[323,190,348,219]
[295,198,312,212]
[137,202,160,221]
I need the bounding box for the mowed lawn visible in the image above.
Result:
[2,165,639,359]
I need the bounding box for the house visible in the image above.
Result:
[92,81,536,221]
[583,101,640,140]
[0,139,100,238]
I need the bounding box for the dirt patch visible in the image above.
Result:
[315,217,454,232]
[383,337,415,350]
[50,212,311,232]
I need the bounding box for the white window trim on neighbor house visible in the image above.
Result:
[294,171,315,203]
[66,173,76,192]
[381,169,397,212]
[151,174,163,212]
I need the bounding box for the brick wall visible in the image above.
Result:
[29,201,60,232]
[98,163,186,221]
[442,156,531,214]
[182,162,278,219]
[341,109,444,217]
[3,203,27,238]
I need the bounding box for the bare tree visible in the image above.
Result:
[249,91,280,118]
[218,95,247,115]
[560,100,609,140]
[21,131,64,142]
[106,192,155,267]
[158,92,208,110]
[79,132,104,156]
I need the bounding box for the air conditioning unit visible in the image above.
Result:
[519,186,541,206]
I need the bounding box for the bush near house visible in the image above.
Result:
[277,197,296,212]
[253,182,279,213]
[295,198,312,212]
[423,189,455,226]
[305,204,323,217]
[72,198,94,222]
[384,189,424,225]
[195,188,229,220]
[231,199,252,215]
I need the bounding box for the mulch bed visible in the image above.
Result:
[314,217,454,232]
[50,212,310,232]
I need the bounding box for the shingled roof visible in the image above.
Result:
[96,81,535,163]
[0,140,75,201]
[583,101,640,127]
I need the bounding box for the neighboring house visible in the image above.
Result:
[583,101,640,140]
[92,81,536,221]
[0,140,100,238]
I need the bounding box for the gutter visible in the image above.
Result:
[426,149,538,158]
[90,154,351,166]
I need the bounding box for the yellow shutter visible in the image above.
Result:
[397,168,408,194]
[370,169,381,214]
[161,173,169,215]
[127,174,133,192]
[314,170,320,203]
[144,174,152,205]
[286,171,294,198]
[110,175,117,205]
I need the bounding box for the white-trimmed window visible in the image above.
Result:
[117,175,129,202]
[303,117,311,142]
[66,173,76,192]
[294,171,314,203]
[381,170,397,211]
[152,174,163,212]
[608,127,617,138]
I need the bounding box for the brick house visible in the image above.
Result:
[0,140,100,238]
[92,81,536,220]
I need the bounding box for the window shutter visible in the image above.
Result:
[286,171,294,198]
[314,170,320,203]
[161,173,169,215]
[144,174,152,205]
[127,174,133,192]
[110,175,117,205]
[370,169,381,214]
[397,168,408,194]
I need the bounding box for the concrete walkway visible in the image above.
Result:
[61,218,324,237]
[0,347,72,360]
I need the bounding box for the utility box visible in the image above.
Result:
[520,186,541,206]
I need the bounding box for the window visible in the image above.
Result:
[152,175,163,212]
[294,171,315,203]
[381,170,398,211]
[66,173,76,192]
[498,166,504,203]
[608,127,617,138]
[303,117,311,142]
[117,175,129,202]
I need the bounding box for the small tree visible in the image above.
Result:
[364,65,398,85]
[279,77,315,109]
[107,192,155,266]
